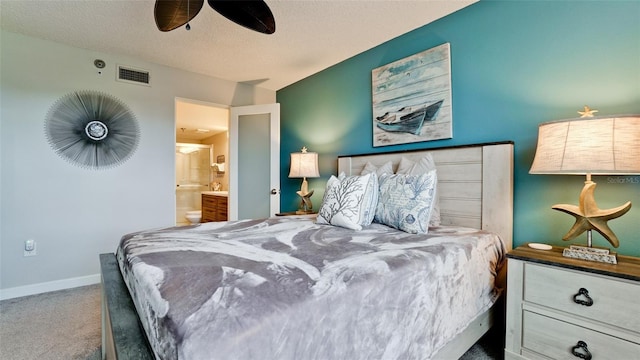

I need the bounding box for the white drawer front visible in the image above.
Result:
[522,311,640,359]
[523,263,640,334]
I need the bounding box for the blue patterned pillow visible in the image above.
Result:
[374,171,437,234]
[316,172,378,230]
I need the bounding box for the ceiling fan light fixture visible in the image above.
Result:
[154,0,275,34]
[154,0,204,32]
[208,0,276,34]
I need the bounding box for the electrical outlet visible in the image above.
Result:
[24,239,37,257]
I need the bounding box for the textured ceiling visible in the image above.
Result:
[0,0,476,91]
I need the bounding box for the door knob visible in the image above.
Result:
[270,189,279,195]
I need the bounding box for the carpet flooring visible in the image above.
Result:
[0,284,102,360]
[0,284,502,359]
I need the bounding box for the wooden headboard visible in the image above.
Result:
[337,142,514,250]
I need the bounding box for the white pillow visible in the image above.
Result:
[396,154,441,226]
[397,155,435,175]
[316,172,378,230]
[360,161,393,176]
[374,171,437,234]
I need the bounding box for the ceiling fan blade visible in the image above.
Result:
[208,0,276,34]
[155,0,205,32]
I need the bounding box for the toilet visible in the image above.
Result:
[185,210,202,224]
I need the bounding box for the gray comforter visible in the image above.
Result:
[117,216,505,360]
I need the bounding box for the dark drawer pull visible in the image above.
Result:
[571,341,592,360]
[573,288,593,306]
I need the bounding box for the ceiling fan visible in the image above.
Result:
[154,0,276,34]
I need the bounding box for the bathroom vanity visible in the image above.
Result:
[202,192,228,222]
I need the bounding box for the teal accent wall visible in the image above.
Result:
[277,0,640,256]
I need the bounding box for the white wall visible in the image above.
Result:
[0,31,275,298]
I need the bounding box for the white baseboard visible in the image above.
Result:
[0,273,101,301]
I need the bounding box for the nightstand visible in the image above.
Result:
[504,244,640,360]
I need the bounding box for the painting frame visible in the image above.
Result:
[372,43,452,147]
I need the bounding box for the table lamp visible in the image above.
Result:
[529,108,640,264]
[289,146,320,214]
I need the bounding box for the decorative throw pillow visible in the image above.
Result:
[374,171,437,234]
[360,161,393,176]
[397,155,435,175]
[396,154,441,227]
[316,172,378,230]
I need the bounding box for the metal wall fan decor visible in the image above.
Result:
[44,90,140,170]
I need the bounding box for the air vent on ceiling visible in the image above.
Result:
[117,65,151,86]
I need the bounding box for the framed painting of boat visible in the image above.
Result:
[372,43,452,147]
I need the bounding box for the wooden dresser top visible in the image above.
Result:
[508,244,640,282]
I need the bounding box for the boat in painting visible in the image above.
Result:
[375,100,443,135]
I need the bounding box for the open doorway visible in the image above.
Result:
[175,98,229,226]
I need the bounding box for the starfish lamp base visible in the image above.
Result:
[296,189,314,215]
[552,176,631,264]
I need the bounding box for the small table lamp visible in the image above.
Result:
[289,147,320,214]
[529,110,640,264]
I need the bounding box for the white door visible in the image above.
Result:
[229,103,280,220]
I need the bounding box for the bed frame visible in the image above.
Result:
[100,141,513,360]
[338,141,514,359]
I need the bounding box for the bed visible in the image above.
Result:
[100,141,513,360]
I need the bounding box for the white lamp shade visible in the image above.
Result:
[530,115,640,175]
[289,152,320,178]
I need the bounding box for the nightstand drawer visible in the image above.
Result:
[524,262,640,333]
[522,311,640,359]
